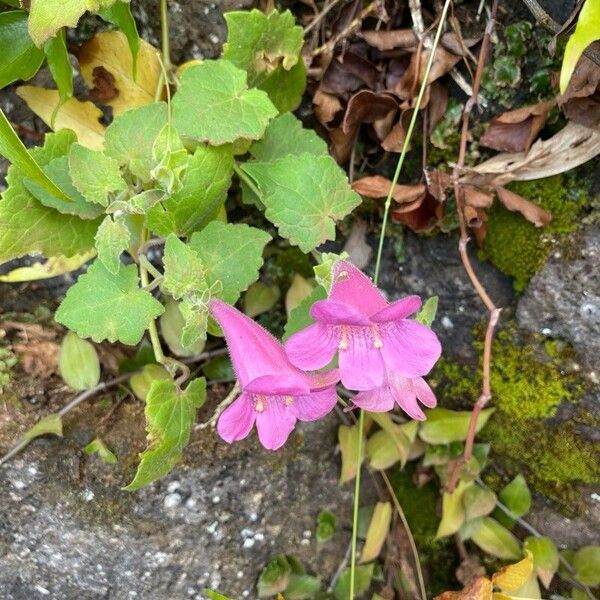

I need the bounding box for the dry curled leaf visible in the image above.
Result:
[343,90,397,134]
[313,88,343,124]
[434,575,493,600]
[88,66,119,103]
[352,175,426,204]
[495,186,552,227]
[360,28,418,51]
[480,100,556,153]
[464,122,600,184]
[16,86,105,149]
[463,185,494,209]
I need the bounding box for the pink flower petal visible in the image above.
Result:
[285,322,338,371]
[329,261,387,316]
[413,376,437,408]
[311,300,371,326]
[389,376,426,420]
[209,299,309,390]
[380,320,442,376]
[216,392,256,443]
[255,397,297,450]
[352,386,395,412]
[338,329,385,390]
[291,386,338,421]
[371,295,422,322]
[245,374,309,396]
[306,367,341,391]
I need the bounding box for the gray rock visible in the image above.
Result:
[517,226,600,372]
[0,417,351,600]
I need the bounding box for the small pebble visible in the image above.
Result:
[164,493,182,509]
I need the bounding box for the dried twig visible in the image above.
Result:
[304,0,347,35]
[446,0,501,494]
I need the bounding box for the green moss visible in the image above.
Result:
[432,327,599,512]
[479,174,587,291]
[0,346,17,392]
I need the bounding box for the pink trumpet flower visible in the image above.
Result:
[352,373,437,420]
[209,299,340,450]
[285,261,441,391]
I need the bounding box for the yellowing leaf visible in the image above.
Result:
[560,0,600,93]
[492,552,534,592]
[0,251,94,282]
[338,423,364,484]
[28,0,118,46]
[79,30,162,116]
[16,86,105,149]
[285,274,313,317]
[360,501,392,563]
[436,480,471,539]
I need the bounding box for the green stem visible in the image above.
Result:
[349,3,453,599]
[139,230,166,366]
[349,409,364,599]
[159,0,171,70]
[373,0,453,286]
[233,163,262,199]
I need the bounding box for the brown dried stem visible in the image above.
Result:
[446,0,501,494]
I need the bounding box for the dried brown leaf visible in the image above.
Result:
[434,575,493,600]
[463,185,494,208]
[392,193,442,232]
[14,340,59,379]
[343,90,397,133]
[313,88,343,125]
[360,29,417,51]
[382,109,413,152]
[425,168,453,202]
[495,186,552,227]
[329,126,357,164]
[88,66,119,103]
[352,175,426,204]
[480,100,555,153]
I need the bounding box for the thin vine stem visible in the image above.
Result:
[160,0,171,71]
[446,0,500,494]
[373,0,453,285]
[348,3,453,598]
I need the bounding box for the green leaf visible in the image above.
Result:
[22,413,63,441]
[58,331,100,390]
[244,281,281,317]
[124,377,206,490]
[160,298,206,358]
[249,113,328,162]
[498,474,531,519]
[334,563,374,600]
[162,235,208,300]
[0,108,70,202]
[104,102,168,182]
[257,555,294,597]
[560,0,600,93]
[84,437,117,464]
[130,364,171,401]
[283,285,327,340]
[68,143,126,206]
[436,480,471,539]
[172,60,277,145]
[0,11,44,88]
[523,536,559,589]
[203,591,234,600]
[366,429,401,471]
[145,143,233,237]
[338,423,364,483]
[95,216,130,274]
[23,155,104,219]
[573,545,600,587]
[316,510,337,543]
[470,517,522,560]
[462,485,497,521]
[28,0,118,46]
[313,251,349,291]
[150,125,189,194]
[189,221,271,304]
[126,189,164,214]
[44,29,73,119]
[416,296,439,327]
[258,60,306,113]
[241,153,361,252]
[223,9,303,85]
[0,130,99,262]
[99,1,140,78]
[286,574,322,600]
[179,297,210,349]
[55,260,164,345]
[361,501,392,563]
[418,407,495,444]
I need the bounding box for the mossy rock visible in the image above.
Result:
[431,326,600,513]
[479,173,588,291]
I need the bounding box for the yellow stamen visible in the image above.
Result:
[372,326,383,349]
[255,396,265,413]
[284,396,294,406]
